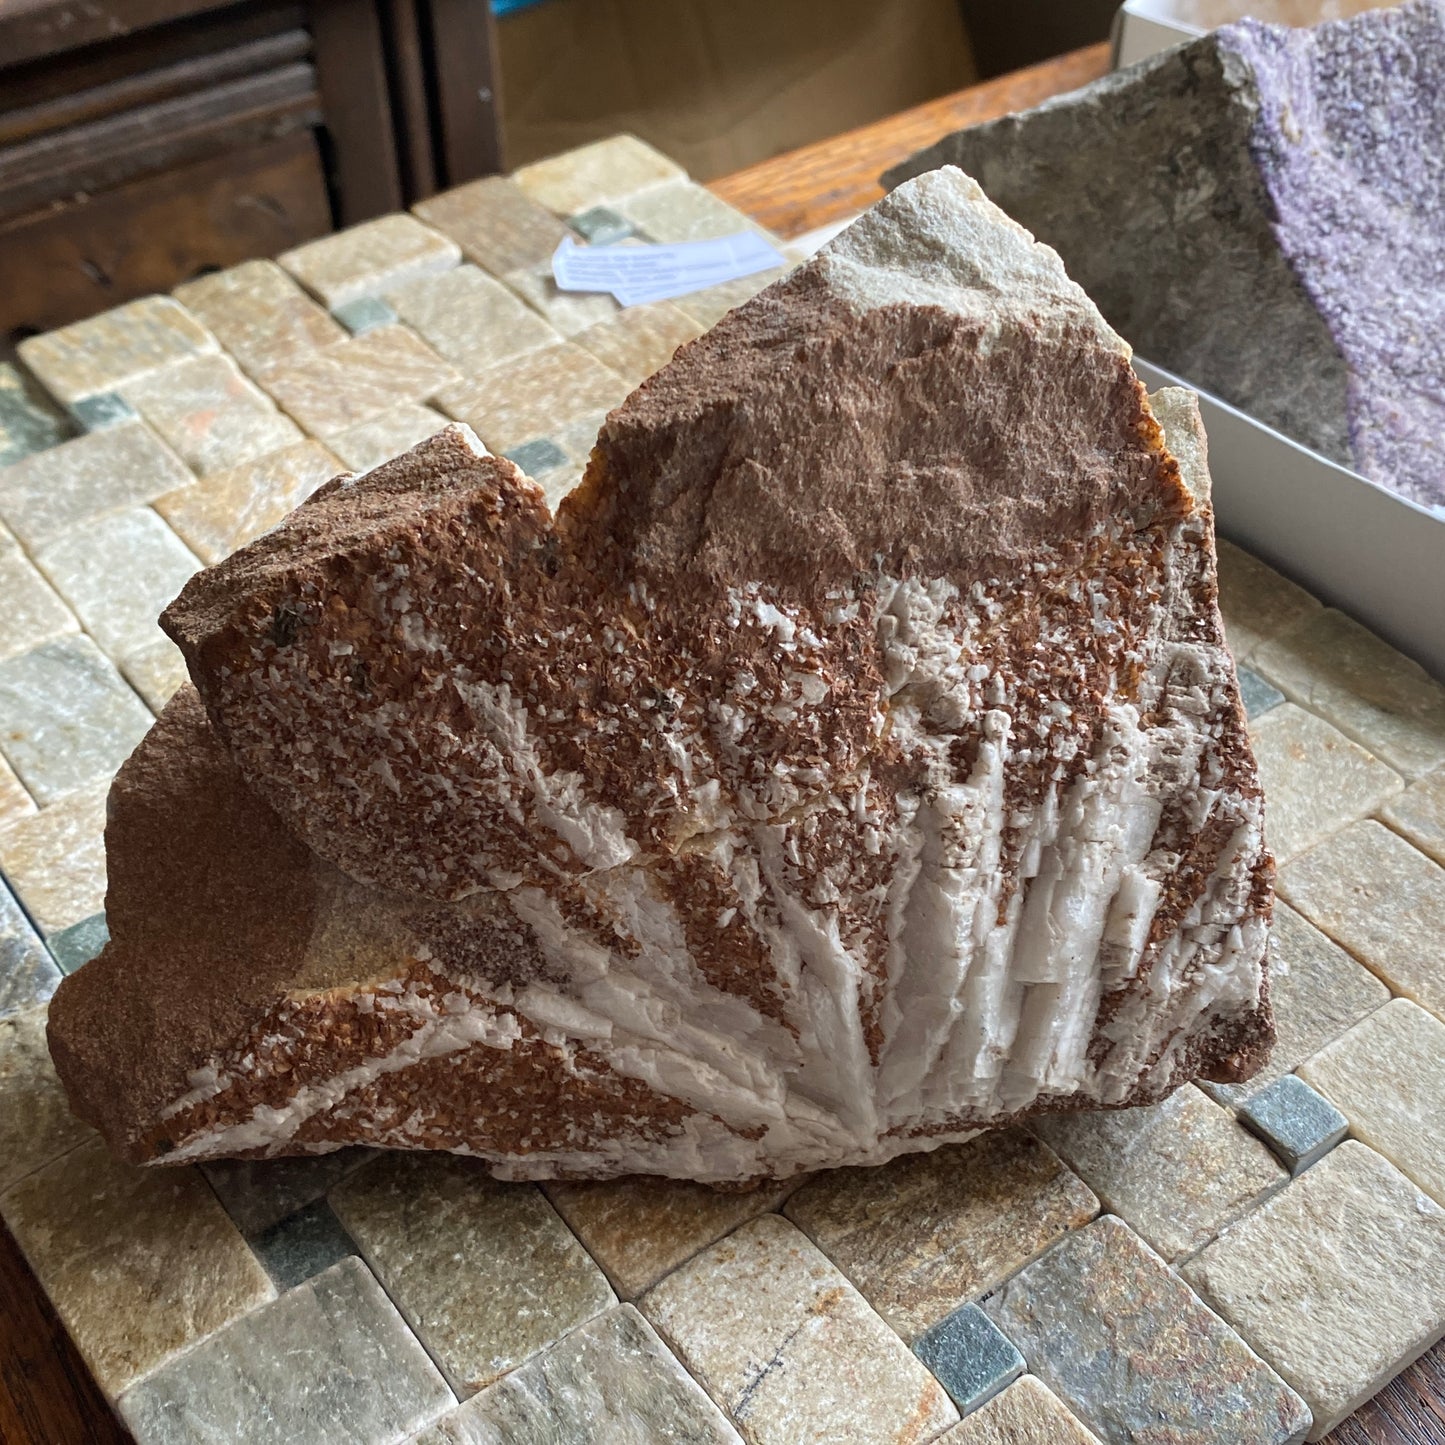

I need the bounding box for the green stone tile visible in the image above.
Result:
[249,1199,359,1291]
[413,176,571,278]
[45,911,109,975]
[0,636,152,807]
[1237,1075,1347,1176]
[1238,665,1285,720]
[333,296,399,335]
[985,1216,1310,1445]
[203,1149,375,1237]
[0,783,108,934]
[116,1258,452,1442]
[331,1153,615,1395]
[913,1303,1024,1414]
[386,264,558,373]
[568,205,635,245]
[279,214,461,309]
[503,437,568,477]
[17,296,217,405]
[68,392,138,432]
[0,884,61,1021]
[0,1005,94,1193]
[0,362,71,464]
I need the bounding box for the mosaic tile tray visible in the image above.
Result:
[2,134,1444,1445]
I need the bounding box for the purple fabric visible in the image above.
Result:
[1222,1,1445,509]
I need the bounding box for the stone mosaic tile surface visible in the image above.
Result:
[0,133,1441,1445]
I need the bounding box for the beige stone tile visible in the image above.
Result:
[119,638,190,715]
[17,296,217,404]
[0,782,108,934]
[574,302,703,387]
[1381,763,1445,867]
[1299,999,1445,1206]
[386,264,558,373]
[435,343,630,455]
[543,1175,794,1300]
[937,1375,1102,1445]
[327,405,453,473]
[416,1304,741,1445]
[783,1129,1097,1340]
[673,266,790,330]
[1207,901,1389,1106]
[987,1215,1309,1444]
[118,1256,451,1444]
[1033,1086,1285,1262]
[0,754,35,828]
[413,176,572,278]
[0,532,78,664]
[1249,703,1402,863]
[0,636,151,806]
[260,325,460,436]
[279,213,460,308]
[1214,540,1321,663]
[642,1213,958,1444]
[331,1152,614,1394]
[155,439,341,565]
[173,260,346,375]
[118,354,301,477]
[0,1007,93,1193]
[1255,610,1445,781]
[0,422,194,550]
[1184,1141,1445,1439]
[503,262,621,336]
[514,135,685,217]
[1,1135,275,1396]
[1278,819,1445,1021]
[618,181,770,244]
[33,508,199,670]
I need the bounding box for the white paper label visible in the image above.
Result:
[551,233,785,307]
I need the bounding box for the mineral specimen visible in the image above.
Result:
[884,1,1445,510]
[48,169,1273,1181]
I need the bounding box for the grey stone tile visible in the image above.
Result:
[1184,1142,1445,1439]
[174,260,347,376]
[0,635,152,806]
[513,134,685,216]
[0,753,35,829]
[249,1198,359,1291]
[333,296,399,335]
[913,1303,1025,1414]
[1204,901,1390,1107]
[413,176,571,278]
[280,214,461,308]
[0,532,79,665]
[935,1375,1102,1445]
[386,264,558,374]
[1249,703,1402,863]
[1214,539,1321,664]
[1032,1086,1285,1261]
[984,1215,1311,1445]
[1256,609,1445,781]
[69,392,138,432]
[203,1149,374,1236]
[1299,998,1445,1206]
[1238,665,1285,720]
[32,507,199,671]
[118,354,302,478]
[0,783,108,934]
[543,1174,795,1300]
[1237,1075,1348,1175]
[1278,819,1445,1022]
[0,361,71,464]
[784,1129,1097,1340]
[0,1005,93,1193]
[0,422,194,551]
[117,1257,453,1442]
[568,205,635,245]
[3,1135,275,1396]
[0,881,59,1019]
[331,1152,614,1395]
[1382,763,1445,867]
[641,1213,959,1444]
[45,912,109,975]
[329,406,453,473]
[414,1305,742,1445]
[18,296,218,404]
[155,439,342,565]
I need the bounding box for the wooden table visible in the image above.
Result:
[2,41,1443,1445]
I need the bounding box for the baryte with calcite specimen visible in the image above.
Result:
[48,169,1272,1182]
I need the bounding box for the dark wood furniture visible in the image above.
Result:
[0,0,501,338]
